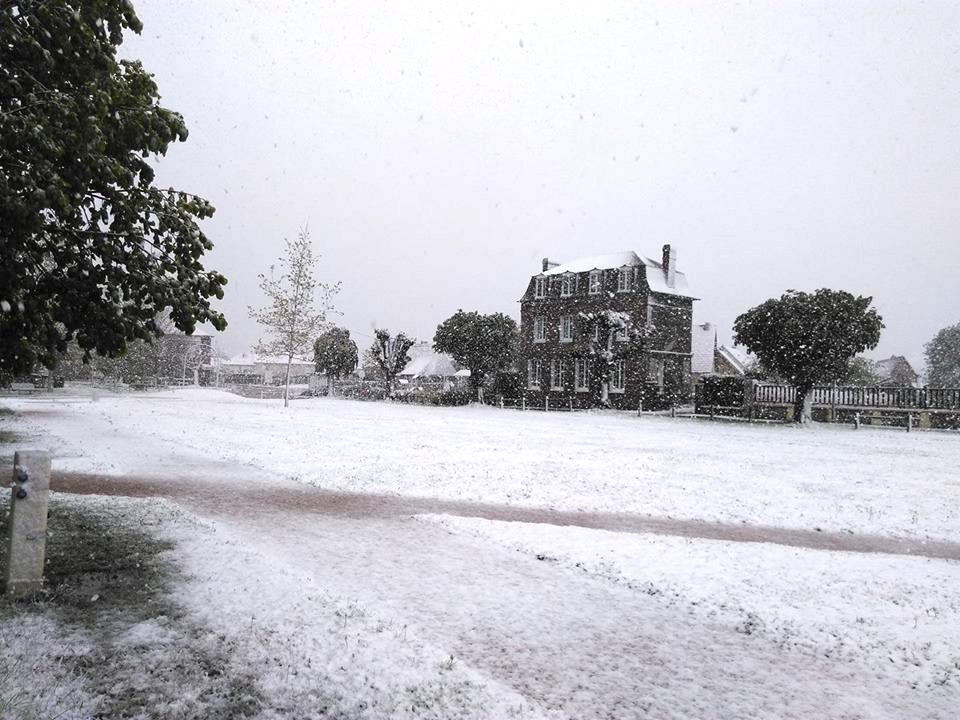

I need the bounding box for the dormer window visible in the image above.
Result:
[588,270,602,294]
[560,274,576,297]
[534,277,546,299]
[617,267,632,293]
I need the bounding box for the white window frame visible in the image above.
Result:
[551,358,565,390]
[533,316,546,343]
[527,359,542,388]
[617,266,631,293]
[574,357,589,391]
[588,270,602,295]
[614,324,629,342]
[560,274,576,297]
[610,360,626,393]
[559,315,574,343]
[534,276,546,299]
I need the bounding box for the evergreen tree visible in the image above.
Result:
[313,327,358,395]
[433,310,518,398]
[734,289,883,423]
[925,323,960,388]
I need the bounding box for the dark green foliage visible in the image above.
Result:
[734,289,883,421]
[433,310,518,391]
[313,326,358,380]
[0,1,227,377]
[491,370,523,400]
[842,355,882,386]
[925,323,960,388]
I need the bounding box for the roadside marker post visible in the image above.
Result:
[4,451,51,598]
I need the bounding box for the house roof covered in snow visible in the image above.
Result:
[540,250,695,298]
[398,343,464,378]
[717,345,750,375]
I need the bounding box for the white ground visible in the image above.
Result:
[3,388,960,718]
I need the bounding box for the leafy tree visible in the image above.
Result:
[841,356,882,386]
[1,1,227,377]
[925,322,960,388]
[313,327,358,395]
[433,310,518,398]
[733,289,883,423]
[579,309,654,406]
[369,329,414,396]
[249,226,340,407]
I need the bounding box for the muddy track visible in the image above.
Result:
[50,471,960,562]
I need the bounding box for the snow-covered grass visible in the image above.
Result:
[6,387,960,540]
[0,494,544,719]
[420,514,960,691]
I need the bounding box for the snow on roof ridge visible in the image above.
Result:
[541,251,640,276]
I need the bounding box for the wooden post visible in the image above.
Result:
[907,413,913,433]
[499,397,504,410]
[545,396,549,412]
[5,451,51,598]
[637,399,643,417]
[854,412,861,430]
[569,398,573,411]
[522,397,526,411]
[671,406,676,418]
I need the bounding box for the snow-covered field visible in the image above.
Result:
[7,387,960,540]
[3,388,960,718]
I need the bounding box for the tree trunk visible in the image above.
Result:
[794,385,814,424]
[283,355,292,408]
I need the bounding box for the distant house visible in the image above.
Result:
[398,342,468,389]
[519,245,696,409]
[220,352,315,386]
[691,323,749,378]
[873,355,919,388]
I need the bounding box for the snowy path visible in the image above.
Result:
[50,470,960,561]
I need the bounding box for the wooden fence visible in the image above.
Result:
[753,384,960,410]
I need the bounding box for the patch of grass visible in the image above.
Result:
[0,499,264,719]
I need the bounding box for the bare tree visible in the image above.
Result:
[249,226,340,407]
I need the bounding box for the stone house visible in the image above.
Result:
[519,246,696,410]
[691,322,749,378]
[220,352,315,386]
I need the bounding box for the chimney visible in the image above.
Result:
[542,257,551,272]
[662,244,677,288]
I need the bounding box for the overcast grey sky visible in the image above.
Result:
[122,0,960,368]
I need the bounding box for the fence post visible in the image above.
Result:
[907,413,913,433]
[637,399,643,417]
[545,396,549,412]
[671,405,676,418]
[522,397,526,411]
[4,451,51,598]
[853,412,861,430]
[569,398,573,411]
[499,397,504,410]
[742,378,755,420]
[830,382,837,423]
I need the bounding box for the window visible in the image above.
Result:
[551,358,565,389]
[534,276,546,298]
[527,359,542,388]
[610,360,626,393]
[574,357,589,391]
[614,324,628,342]
[647,357,664,390]
[588,270,602,294]
[559,315,574,342]
[560,274,576,297]
[592,323,601,343]
[533,316,546,343]
[617,267,632,292]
